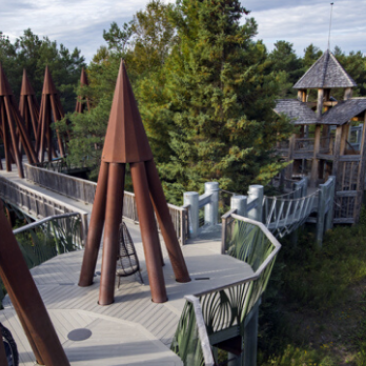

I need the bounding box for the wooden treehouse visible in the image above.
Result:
[275,49,366,224]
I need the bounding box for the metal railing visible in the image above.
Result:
[171,214,281,366]
[24,163,189,245]
[0,175,89,243]
[0,213,82,309]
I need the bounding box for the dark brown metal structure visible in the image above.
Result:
[79,60,190,305]
[0,64,38,178]
[36,66,66,162]
[0,200,70,366]
[75,67,90,113]
[19,69,39,144]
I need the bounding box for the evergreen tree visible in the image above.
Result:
[269,41,303,97]
[303,43,322,70]
[0,29,85,111]
[138,0,293,203]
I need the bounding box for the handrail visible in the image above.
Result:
[13,212,80,234]
[174,213,281,366]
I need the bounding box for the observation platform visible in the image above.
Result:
[0,220,254,366]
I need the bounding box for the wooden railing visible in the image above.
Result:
[23,163,189,245]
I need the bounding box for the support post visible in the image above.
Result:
[204,182,219,225]
[316,183,326,247]
[243,303,259,366]
[131,161,167,303]
[332,125,343,178]
[144,159,190,283]
[0,201,70,366]
[183,192,199,239]
[325,176,335,231]
[285,135,295,180]
[230,195,247,217]
[99,163,125,306]
[310,125,322,187]
[79,161,109,287]
[248,185,263,222]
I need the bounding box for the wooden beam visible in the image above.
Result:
[354,113,366,222]
[344,88,353,100]
[332,125,343,179]
[310,125,322,187]
[316,89,324,118]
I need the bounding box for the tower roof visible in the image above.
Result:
[293,50,357,90]
[274,99,320,125]
[102,60,153,163]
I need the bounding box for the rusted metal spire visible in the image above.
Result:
[36,66,66,162]
[0,64,39,177]
[102,61,153,164]
[19,69,39,141]
[0,200,70,365]
[75,67,90,113]
[79,60,190,306]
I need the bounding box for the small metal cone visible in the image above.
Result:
[42,66,58,96]
[0,64,13,96]
[102,60,152,164]
[76,68,89,113]
[21,70,36,96]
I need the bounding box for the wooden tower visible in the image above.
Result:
[275,50,366,223]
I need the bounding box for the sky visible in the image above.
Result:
[1,0,365,62]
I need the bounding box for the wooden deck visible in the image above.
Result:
[1,221,254,365]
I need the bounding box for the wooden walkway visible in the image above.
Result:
[1,216,254,365]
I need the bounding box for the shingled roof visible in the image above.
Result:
[293,50,357,90]
[320,98,366,125]
[274,99,320,125]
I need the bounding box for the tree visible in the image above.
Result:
[333,46,366,97]
[103,21,133,54]
[0,29,86,111]
[269,41,303,97]
[137,0,293,203]
[303,43,322,70]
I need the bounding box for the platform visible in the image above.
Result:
[0,221,254,366]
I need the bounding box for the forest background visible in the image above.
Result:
[1,0,366,206]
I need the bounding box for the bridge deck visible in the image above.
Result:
[0,169,254,366]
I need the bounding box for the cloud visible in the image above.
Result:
[0,0,365,62]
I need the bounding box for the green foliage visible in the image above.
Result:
[137,0,293,203]
[268,41,303,97]
[0,29,85,111]
[261,345,334,366]
[259,216,366,365]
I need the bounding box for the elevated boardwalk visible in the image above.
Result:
[0,164,255,365]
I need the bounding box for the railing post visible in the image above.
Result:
[243,301,259,366]
[230,195,247,217]
[204,182,219,226]
[316,184,326,247]
[325,176,335,231]
[248,185,264,222]
[184,192,199,239]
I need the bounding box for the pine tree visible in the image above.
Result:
[138,0,293,203]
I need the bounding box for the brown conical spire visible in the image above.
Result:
[20,69,36,96]
[75,67,90,113]
[37,65,66,162]
[0,63,13,96]
[42,66,58,95]
[19,69,39,139]
[102,60,153,163]
[0,65,39,178]
[80,67,88,87]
